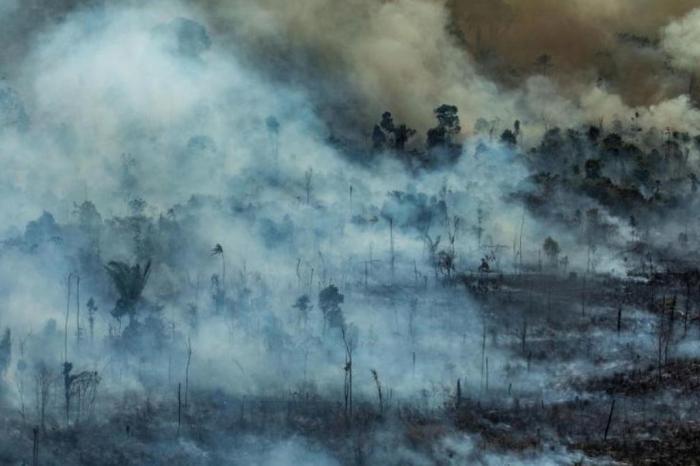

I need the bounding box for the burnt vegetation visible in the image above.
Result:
[1,108,700,465]
[4,2,700,464]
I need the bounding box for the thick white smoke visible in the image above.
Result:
[662,7,700,72]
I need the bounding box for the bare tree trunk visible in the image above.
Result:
[349,362,352,421]
[35,367,50,434]
[617,306,622,335]
[64,274,72,364]
[177,383,181,436]
[221,254,226,313]
[657,306,664,382]
[684,278,690,335]
[304,168,313,205]
[364,261,368,291]
[456,378,462,408]
[604,398,616,441]
[342,327,353,426]
[32,426,38,466]
[518,211,524,274]
[371,369,383,415]
[75,275,81,351]
[185,337,192,408]
[485,357,489,394]
[63,363,72,426]
[481,324,487,394]
[389,217,395,286]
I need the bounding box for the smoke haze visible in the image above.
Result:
[2,1,700,465]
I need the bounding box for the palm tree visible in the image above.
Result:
[104,260,151,325]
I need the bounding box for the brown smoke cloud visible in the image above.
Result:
[192,0,700,140]
[449,0,699,105]
[194,0,500,134]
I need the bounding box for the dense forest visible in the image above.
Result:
[3,1,700,465]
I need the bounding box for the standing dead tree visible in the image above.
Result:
[62,362,99,425]
[480,323,487,394]
[184,337,192,408]
[86,298,98,344]
[16,331,31,422]
[362,244,381,291]
[63,362,100,425]
[370,369,383,415]
[72,369,100,423]
[64,272,75,364]
[447,215,460,258]
[422,232,442,283]
[62,271,83,360]
[211,244,226,314]
[341,325,355,425]
[75,274,82,351]
[296,258,302,290]
[0,328,9,381]
[456,378,462,408]
[604,398,616,441]
[177,382,182,436]
[304,168,313,205]
[388,217,395,285]
[514,210,525,274]
[33,362,53,433]
[654,295,675,381]
[32,426,38,466]
[62,363,72,425]
[680,270,699,335]
[475,206,485,250]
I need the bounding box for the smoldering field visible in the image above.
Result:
[3,1,700,465]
